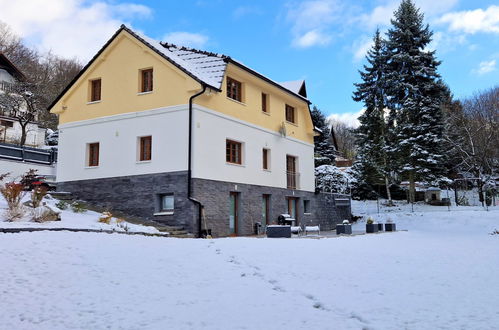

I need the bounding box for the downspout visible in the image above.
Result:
[188,84,207,238]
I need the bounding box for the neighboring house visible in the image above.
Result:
[49,25,350,237]
[0,53,46,147]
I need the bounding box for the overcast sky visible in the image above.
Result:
[1,0,498,126]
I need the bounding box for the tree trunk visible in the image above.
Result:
[19,123,27,146]
[409,171,416,203]
[385,175,393,206]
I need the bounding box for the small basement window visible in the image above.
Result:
[160,194,174,213]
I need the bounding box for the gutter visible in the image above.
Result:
[188,84,207,238]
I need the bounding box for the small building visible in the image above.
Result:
[425,187,441,203]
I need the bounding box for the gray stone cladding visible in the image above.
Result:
[57,171,197,233]
[57,172,351,237]
[192,178,351,237]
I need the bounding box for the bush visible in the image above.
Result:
[55,200,68,210]
[98,211,113,224]
[1,182,25,210]
[315,165,354,194]
[70,201,86,213]
[31,186,48,208]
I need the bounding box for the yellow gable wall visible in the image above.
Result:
[52,30,314,144]
[196,63,314,144]
[52,30,200,124]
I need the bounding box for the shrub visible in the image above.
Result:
[4,205,25,222]
[31,186,48,208]
[1,182,26,210]
[315,165,354,194]
[32,206,52,223]
[70,201,86,213]
[366,217,374,225]
[55,200,68,210]
[99,211,113,224]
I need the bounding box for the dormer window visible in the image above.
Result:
[227,77,242,102]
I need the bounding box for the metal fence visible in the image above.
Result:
[0,142,57,165]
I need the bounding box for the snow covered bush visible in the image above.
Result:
[31,186,48,208]
[315,165,354,194]
[70,201,86,213]
[99,212,113,224]
[55,200,68,210]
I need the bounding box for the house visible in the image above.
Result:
[49,25,350,237]
[0,53,46,147]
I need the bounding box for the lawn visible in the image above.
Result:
[1,198,498,329]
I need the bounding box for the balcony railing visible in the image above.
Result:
[286,171,300,190]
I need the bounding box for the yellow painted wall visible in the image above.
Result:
[52,30,315,144]
[52,30,200,124]
[196,63,314,144]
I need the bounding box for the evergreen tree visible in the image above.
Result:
[311,106,336,167]
[352,29,394,204]
[384,0,448,202]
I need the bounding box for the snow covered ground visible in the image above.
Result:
[0,193,160,234]
[0,199,498,329]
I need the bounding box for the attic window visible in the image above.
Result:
[227,77,242,102]
[89,79,101,102]
[262,93,268,113]
[285,104,295,124]
[140,68,153,93]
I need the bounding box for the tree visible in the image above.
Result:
[445,86,499,205]
[329,119,356,160]
[384,0,448,202]
[0,81,43,146]
[311,106,336,166]
[352,29,394,204]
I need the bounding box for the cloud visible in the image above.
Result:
[439,5,499,34]
[286,0,340,48]
[162,32,209,48]
[472,59,497,75]
[352,37,373,61]
[0,0,152,61]
[327,109,364,128]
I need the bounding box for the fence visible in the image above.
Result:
[0,142,57,165]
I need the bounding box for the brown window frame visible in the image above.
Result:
[88,143,100,167]
[262,148,269,170]
[140,68,153,93]
[90,79,101,102]
[226,77,242,102]
[226,139,242,165]
[285,104,295,123]
[261,93,268,113]
[139,136,152,161]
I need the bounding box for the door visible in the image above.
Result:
[229,192,239,235]
[262,194,270,227]
[287,197,298,225]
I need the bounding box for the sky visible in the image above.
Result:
[0,0,498,126]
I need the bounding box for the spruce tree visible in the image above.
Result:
[352,29,394,204]
[311,106,336,167]
[384,0,447,202]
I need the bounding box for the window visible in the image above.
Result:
[140,68,153,93]
[0,120,13,128]
[160,194,174,212]
[226,139,242,164]
[139,136,152,161]
[262,148,270,170]
[227,77,242,102]
[88,143,99,167]
[89,79,101,102]
[286,155,298,189]
[261,93,268,113]
[262,194,271,226]
[304,200,311,214]
[285,104,295,123]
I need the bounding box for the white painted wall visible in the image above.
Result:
[0,158,56,181]
[56,104,316,192]
[57,105,189,182]
[192,105,316,192]
[0,118,46,147]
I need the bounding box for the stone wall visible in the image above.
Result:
[57,171,197,232]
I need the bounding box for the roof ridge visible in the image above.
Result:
[160,42,228,60]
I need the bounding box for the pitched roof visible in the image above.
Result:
[0,53,26,81]
[279,80,306,96]
[48,25,310,111]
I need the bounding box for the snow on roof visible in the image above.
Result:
[279,80,304,94]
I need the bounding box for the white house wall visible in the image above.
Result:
[192,105,316,192]
[57,105,189,182]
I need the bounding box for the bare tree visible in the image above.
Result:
[329,119,357,160]
[0,81,43,146]
[445,86,499,204]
